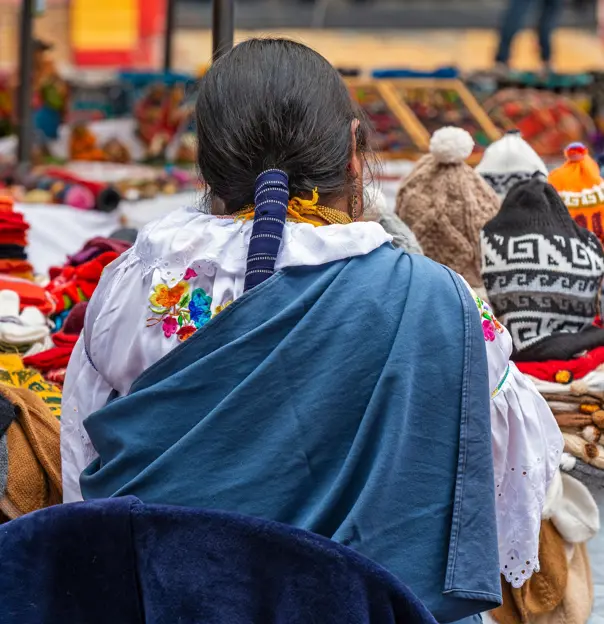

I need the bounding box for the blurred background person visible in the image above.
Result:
[495,0,564,74]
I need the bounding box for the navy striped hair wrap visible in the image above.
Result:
[244,169,289,292]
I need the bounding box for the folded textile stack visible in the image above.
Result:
[0,196,34,280]
[0,383,61,522]
[0,353,62,417]
[522,363,604,484]
[23,302,87,388]
[0,290,50,356]
[46,250,118,316]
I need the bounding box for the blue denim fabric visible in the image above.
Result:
[82,246,502,621]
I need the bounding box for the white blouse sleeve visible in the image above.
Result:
[61,248,179,503]
[472,288,564,587]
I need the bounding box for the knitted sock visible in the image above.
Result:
[562,457,604,489]
[563,432,604,470]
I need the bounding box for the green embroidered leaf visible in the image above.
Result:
[178,314,184,326]
[180,294,191,307]
[149,304,168,315]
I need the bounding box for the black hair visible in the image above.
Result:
[195,38,371,214]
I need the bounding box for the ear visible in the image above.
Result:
[349,119,362,180]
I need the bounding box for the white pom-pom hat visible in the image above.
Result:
[476,130,548,198]
[395,126,500,289]
[429,127,474,164]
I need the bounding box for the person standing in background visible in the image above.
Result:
[494,0,563,74]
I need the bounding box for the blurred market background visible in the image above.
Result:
[0,0,601,291]
[0,2,602,623]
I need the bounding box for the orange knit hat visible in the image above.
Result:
[548,143,604,242]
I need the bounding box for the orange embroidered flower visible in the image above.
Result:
[149,281,189,310]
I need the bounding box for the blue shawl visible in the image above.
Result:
[81,245,501,622]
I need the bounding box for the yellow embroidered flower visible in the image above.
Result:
[150,281,189,310]
[213,300,233,317]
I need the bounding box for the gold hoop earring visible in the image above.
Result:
[350,193,359,222]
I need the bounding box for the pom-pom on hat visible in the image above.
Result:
[548,142,604,243]
[476,130,548,198]
[396,126,500,288]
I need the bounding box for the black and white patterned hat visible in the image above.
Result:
[481,175,604,360]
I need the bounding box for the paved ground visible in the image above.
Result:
[171,27,604,73]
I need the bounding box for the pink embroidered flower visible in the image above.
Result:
[482,319,496,342]
[183,268,198,281]
[162,316,178,338]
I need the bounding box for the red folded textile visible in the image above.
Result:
[47,251,117,313]
[516,346,604,383]
[0,214,29,227]
[23,304,87,374]
[45,368,66,387]
[23,347,73,372]
[0,234,27,247]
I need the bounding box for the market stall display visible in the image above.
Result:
[0,74,13,140]
[384,78,501,158]
[484,89,595,158]
[0,196,33,280]
[347,80,427,159]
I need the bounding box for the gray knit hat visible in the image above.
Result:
[0,394,17,499]
[364,186,423,255]
[0,436,7,499]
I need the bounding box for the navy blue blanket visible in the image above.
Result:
[0,497,438,623]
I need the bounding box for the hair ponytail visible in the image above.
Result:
[243,169,289,292]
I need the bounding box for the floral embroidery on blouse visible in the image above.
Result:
[213,300,233,316]
[147,275,213,342]
[475,295,504,343]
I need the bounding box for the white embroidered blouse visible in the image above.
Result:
[61,205,563,588]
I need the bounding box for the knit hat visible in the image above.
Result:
[533,541,593,624]
[0,290,49,347]
[548,143,604,244]
[481,175,604,358]
[0,393,16,500]
[491,520,568,624]
[476,130,548,198]
[365,187,423,255]
[0,385,61,519]
[561,454,604,490]
[542,470,600,544]
[396,127,500,287]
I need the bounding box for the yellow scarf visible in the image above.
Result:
[234,188,352,226]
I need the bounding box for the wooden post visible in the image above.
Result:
[212,0,234,62]
[163,0,176,71]
[17,0,35,170]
